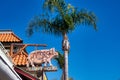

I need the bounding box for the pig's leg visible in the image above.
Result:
[44,61,47,66]
[26,58,30,68]
[29,59,35,68]
[49,60,53,66]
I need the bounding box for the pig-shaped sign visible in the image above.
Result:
[27,48,58,68]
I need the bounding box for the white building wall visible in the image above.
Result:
[0,42,22,80]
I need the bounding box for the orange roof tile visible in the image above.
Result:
[0,30,22,42]
[12,52,28,66]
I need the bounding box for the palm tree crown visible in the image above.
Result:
[27,0,97,37]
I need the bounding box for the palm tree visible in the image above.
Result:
[26,0,97,80]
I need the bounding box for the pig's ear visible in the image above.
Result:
[50,48,52,50]
[52,48,55,52]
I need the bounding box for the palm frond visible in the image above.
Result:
[43,0,66,14]
[26,14,64,37]
[71,9,97,30]
[54,51,64,69]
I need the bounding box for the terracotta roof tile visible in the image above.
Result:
[0,30,22,42]
[12,52,28,66]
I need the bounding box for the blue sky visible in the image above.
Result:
[0,0,120,80]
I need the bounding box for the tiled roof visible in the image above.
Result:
[0,30,22,42]
[12,52,28,66]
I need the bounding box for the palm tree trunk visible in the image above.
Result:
[64,50,68,80]
[62,32,70,80]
